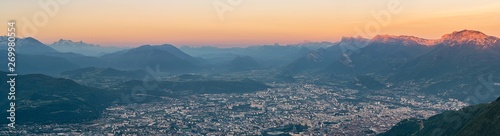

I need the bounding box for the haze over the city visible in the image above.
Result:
[2,0,500,47]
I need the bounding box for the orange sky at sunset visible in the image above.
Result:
[1,0,499,47]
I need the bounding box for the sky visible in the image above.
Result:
[1,0,499,47]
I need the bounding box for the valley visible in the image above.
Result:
[0,30,499,135]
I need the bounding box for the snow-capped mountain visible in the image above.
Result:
[288,29,500,79]
[370,30,499,48]
[289,41,338,50]
[371,35,439,46]
[282,30,500,102]
[439,30,500,48]
[51,39,99,47]
[48,39,127,56]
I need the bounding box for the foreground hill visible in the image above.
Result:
[379,96,500,136]
[0,72,117,124]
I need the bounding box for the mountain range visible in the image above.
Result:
[283,30,500,103]
[289,30,500,75]
[100,44,200,72]
[0,39,202,74]
[284,37,370,73]
[0,29,499,134]
[48,39,127,56]
[179,43,319,67]
[1,29,499,102]
[0,36,57,55]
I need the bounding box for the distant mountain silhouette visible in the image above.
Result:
[284,37,369,73]
[227,56,261,71]
[180,44,314,67]
[48,39,127,56]
[0,37,109,75]
[101,44,199,72]
[0,38,205,74]
[0,37,57,55]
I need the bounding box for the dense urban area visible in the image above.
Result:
[4,81,467,135]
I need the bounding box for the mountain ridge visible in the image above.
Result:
[100,44,199,72]
[50,39,99,47]
[0,36,58,55]
[48,39,126,56]
[370,30,499,48]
